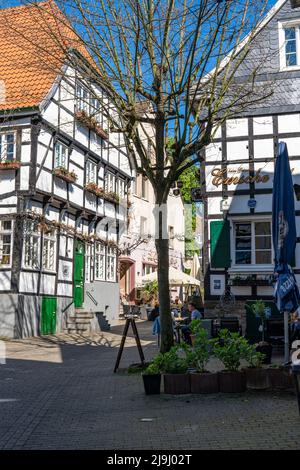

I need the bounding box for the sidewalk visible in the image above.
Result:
[0,320,299,450]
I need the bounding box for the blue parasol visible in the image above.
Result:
[272,142,300,363]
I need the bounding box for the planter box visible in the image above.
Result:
[86,185,104,197]
[164,374,190,394]
[268,368,294,390]
[245,368,270,390]
[0,161,21,170]
[218,371,246,393]
[54,169,77,184]
[190,372,219,394]
[142,374,161,395]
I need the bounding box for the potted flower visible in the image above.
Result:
[213,329,247,393]
[251,300,272,364]
[162,346,190,394]
[142,354,163,395]
[244,344,269,390]
[184,329,219,394]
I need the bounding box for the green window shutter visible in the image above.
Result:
[210,220,231,268]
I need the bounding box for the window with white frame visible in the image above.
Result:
[105,172,115,193]
[0,220,13,267]
[234,221,272,265]
[95,242,106,280]
[90,96,101,122]
[0,133,16,161]
[117,179,125,199]
[85,243,93,283]
[76,83,89,113]
[86,160,97,184]
[142,263,157,276]
[279,22,300,69]
[141,176,148,199]
[23,220,40,269]
[106,247,117,282]
[54,142,67,168]
[42,230,57,272]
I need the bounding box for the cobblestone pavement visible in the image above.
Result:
[0,320,299,450]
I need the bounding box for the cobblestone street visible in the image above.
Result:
[0,320,299,450]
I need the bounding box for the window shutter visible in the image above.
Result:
[210,220,231,268]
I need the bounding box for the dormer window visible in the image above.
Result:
[279,21,300,70]
[76,83,89,113]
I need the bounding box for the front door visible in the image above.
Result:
[74,240,85,308]
[41,297,57,335]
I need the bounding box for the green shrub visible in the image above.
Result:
[212,329,250,372]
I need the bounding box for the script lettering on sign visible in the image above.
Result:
[211,167,270,187]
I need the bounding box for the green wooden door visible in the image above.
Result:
[74,240,85,308]
[41,297,57,335]
[210,220,231,268]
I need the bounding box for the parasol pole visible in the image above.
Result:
[284,311,290,364]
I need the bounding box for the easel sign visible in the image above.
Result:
[113,316,146,373]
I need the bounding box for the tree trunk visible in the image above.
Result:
[155,204,174,353]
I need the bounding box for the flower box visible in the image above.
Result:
[54,167,77,184]
[75,109,109,140]
[85,183,104,197]
[0,160,21,170]
[230,278,270,286]
[103,191,120,204]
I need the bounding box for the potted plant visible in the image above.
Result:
[244,344,269,390]
[142,355,163,395]
[213,329,247,393]
[162,346,190,394]
[251,300,272,364]
[184,329,219,394]
[268,364,294,390]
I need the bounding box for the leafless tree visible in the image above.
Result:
[2,0,274,352]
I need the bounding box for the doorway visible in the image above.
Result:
[74,240,85,308]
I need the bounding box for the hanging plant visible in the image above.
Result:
[0,159,21,170]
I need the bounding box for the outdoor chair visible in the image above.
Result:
[266,318,284,346]
[122,305,131,317]
[220,318,242,335]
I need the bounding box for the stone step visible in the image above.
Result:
[69,312,94,320]
[67,318,91,325]
[66,328,90,335]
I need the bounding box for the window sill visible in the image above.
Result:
[229,265,273,273]
[279,66,300,72]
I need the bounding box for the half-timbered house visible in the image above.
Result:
[0,1,132,338]
[200,0,300,307]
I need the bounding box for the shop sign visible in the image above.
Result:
[211,167,270,187]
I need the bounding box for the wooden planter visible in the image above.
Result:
[190,372,219,394]
[142,374,161,395]
[103,193,120,204]
[245,368,270,390]
[268,368,294,390]
[218,371,246,393]
[54,169,77,184]
[164,374,190,394]
[85,185,104,197]
[0,161,21,170]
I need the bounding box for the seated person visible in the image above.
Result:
[148,303,160,321]
[290,308,300,343]
[181,302,203,344]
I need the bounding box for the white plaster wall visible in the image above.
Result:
[227,164,250,191]
[21,144,31,163]
[0,172,15,193]
[253,139,274,159]
[36,169,52,194]
[205,165,222,192]
[43,101,59,127]
[40,275,56,295]
[75,124,89,148]
[69,185,83,207]
[257,286,275,296]
[20,166,30,191]
[254,161,274,189]
[284,137,300,156]
[0,271,11,291]
[228,195,250,213]
[227,141,249,161]
[19,272,39,293]
[254,194,272,212]
[206,142,222,162]
[208,197,223,215]
[21,128,31,143]
[58,260,73,282]
[253,116,273,135]
[109,147,119,168]
[53,179,68,199]
[37,142,53,169]
[57,283,73,297]
[59,108,73,137]
[278,114,300,134]
[70,149,85,168]
[226,118,248,137]
[69,164,83,187]
[0,207,16,215]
